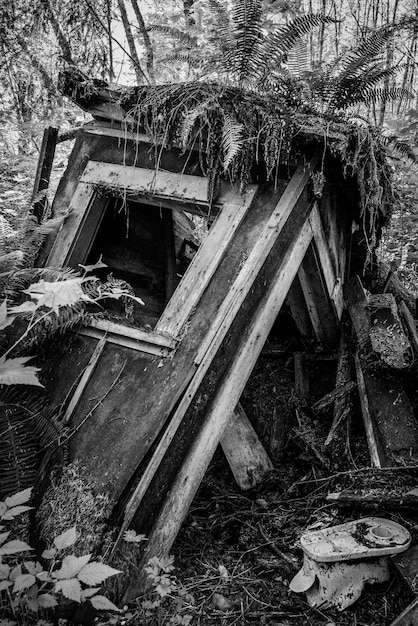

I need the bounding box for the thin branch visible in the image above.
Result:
[117,0,148,84]
[130,0,155,84]
[82,0,148,83]
[40,0,74,65]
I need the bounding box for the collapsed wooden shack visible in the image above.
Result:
[32,71,418,602]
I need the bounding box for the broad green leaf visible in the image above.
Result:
[54,577,82,603]
[25,595,39,613]
[37,593,58,608]
[77,562,121,586]
[12,573,36,592]
[54,526,77,550]
[90,595,121,612]
[23,561,42,575]
[23,278,90,314]
[0,502,7,517]
[4,488,32,508]
[79,256,107,274]
[0,563,10,579]
[0,300,15,330]
[9,565,22,581]
[8,301,37,314]
[36,571,52,582]
[81,587,100,600]
[52,554,92,580]
[41,548,57,560]
[123,530,148,543]
[2,505,33,520]
[0,580,12,591]
[0,532,11,547]
[0,540,33,556]
[0,356,43,388]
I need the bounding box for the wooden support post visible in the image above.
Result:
[121,194,314,602]
[346,277,418,466]
[354,351,385,468]
[294,352,310,402]
[32,126,58,222]
[286,276,313,341]
[325,317,353,446]
[220,403,274,491]
[399,300,418,357]
[298,243,339,347]
[391,546,418,626]
[162,208,178,302]
[389,598,418,626]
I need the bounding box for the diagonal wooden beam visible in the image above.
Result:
[156,184,258,337]
[309,203,344,319]
[122,205,314,601]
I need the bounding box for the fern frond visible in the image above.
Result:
[160,50,205,70]
[259,14,336,73]
[0,387,41,498]
[382,135,418,163]
[338,23,402,82]
[286,37,311,78]
[364,86,413,106]
[221,112,244,170]
[228,0,263,82]
[148,25,198,48]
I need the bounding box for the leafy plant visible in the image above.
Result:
[150,0,335,91]
[0,487,121,625]
[136,555,194,626]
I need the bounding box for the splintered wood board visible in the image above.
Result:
[220,403,274,491]
[156,184,258,337]
[65,184,287,503]
[346,277,418,465]
[114,164,314,544]
[80,161,211,205]
[122,189,315,600]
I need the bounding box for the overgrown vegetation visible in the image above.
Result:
[2,0,418,625]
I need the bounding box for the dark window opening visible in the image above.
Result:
[86,198,201,328]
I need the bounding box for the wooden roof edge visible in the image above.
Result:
[59,68,346,144]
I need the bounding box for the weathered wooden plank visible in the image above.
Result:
[325,318,354,446]
[309,203,344,319]
[346,277,418,464]
[122,207,314,600]
[65,196,109,268]
[294,352,310,402]
[368,294,412,369]
[327,486,418,510]
[162,208,178,301]
[354,351,384,468]
[77,318,176,355]
[80,161,211,205]
[46,182,96,267]
[286,276,313,340]
[195,159,318,365]
[344,276,370,347]
[62,336,107,425]
[399,300,418,357]
[393,545,418,591]
[220,403,274,491]
[32,126,58,222]
[156,185,258,337]
[389,598,418,626]
[298,243,339,346]
[69,186,284,507]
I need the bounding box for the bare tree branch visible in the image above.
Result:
[117,0,148,84]
[130,0,155,84]
[39,0,74,65]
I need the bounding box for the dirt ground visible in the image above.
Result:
[108,340,418,626]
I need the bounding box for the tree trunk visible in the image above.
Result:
[117,0,146,84]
